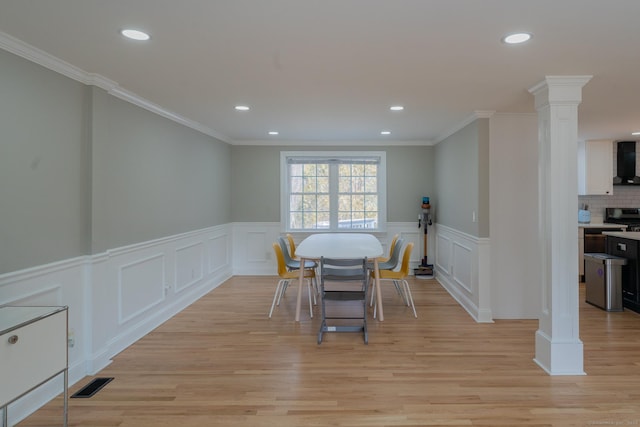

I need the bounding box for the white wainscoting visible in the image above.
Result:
[0,221,481,425]
[230,222,424,276]
[87,225,232,374]
[434,224,492,323]
[175,242,204,292]
[0,224,232,426]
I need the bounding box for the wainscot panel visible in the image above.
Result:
[0,224,232,425]
[434,224,492,323]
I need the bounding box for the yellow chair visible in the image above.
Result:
[277,236,318,303]
[370,242,417,318]
[270,243,316,318]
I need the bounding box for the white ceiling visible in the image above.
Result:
[1,0,639,144]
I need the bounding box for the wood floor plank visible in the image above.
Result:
[17,276,640,426]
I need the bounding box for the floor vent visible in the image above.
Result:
[71,377,114,398]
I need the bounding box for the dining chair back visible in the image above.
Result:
[318,256,369,344]
[376,237,404,271]
[277,237,317,271]
[377,234,400,263]
[371,242,417,318]
[286,234,298,259]
[270,243,315,318]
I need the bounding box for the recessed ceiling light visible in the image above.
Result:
[502,32,532,44]
[121,29,150,41]
[632,131,640,136]
[390,106,404,111]
[268,131,279,135]
[235,105,250,111]
[380,131,391,135]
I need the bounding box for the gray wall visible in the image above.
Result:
[434,119,490,237]
[231,145,434,223]
[90,88,231,253]
[1,42,484,274]
[477,118,490,237]
[230,146,282,222]
[0,50,91,273]
[0,49,232,273]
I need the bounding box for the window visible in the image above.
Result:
[281,151,386,232]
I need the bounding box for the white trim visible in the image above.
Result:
[0,256,88,285]
[280,151,387,232]
[1,285,63,306]
[234,139,435,146]
[175,242,205,292]
[0,30,231,144]
[0,224,233,424]
[528,75,593,97]
[117,254,166,325]
[435,110,495,144]
[434,224,493,323]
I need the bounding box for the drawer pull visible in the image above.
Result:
[8,334,18,344]
[617,243,627,251]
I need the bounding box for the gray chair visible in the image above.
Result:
[318,257,369,344]
[277,237,318,303]
[277,237,316,270]
[376,237,405,270]
[369,238,405,306]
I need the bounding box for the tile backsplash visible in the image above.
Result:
[579,186,640,223]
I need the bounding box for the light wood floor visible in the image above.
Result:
[19,276,640,427]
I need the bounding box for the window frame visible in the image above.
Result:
[280,151,387,233]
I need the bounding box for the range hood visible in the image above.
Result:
[613,141,640,185]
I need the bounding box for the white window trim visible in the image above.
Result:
[280,151,387,233]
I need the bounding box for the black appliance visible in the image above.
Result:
[613,141,640,185]
[605,207,640,231]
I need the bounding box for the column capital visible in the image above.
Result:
[528,76,593,109]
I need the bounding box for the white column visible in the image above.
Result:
[529,76,592,375]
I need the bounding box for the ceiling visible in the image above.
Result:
[1,0,639,144]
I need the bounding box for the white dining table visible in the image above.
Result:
[294,233,384,321]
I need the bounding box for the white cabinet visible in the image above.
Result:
[0,306,68,427]
[578,139,613,195]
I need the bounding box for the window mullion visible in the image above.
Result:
[329,163,339,231]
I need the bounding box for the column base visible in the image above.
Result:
[533,329,585,375]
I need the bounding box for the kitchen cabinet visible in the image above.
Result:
[606,234,640,313]
[578,139,613,195]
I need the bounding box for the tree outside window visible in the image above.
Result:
[281,152,386,232]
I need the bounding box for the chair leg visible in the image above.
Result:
[402,279,417,318]
[395,280,409,306]
[269,279,286,318]
[311,277,318,305]
[369,276,376,307]
[393,280,403,297]
[373,290,377,319]
[276,280,289,306]
[307,278,314,318]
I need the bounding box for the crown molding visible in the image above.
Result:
[0,31,89,83]
[435,110,496,144]
[106,85,231,143]
[233,139,435,147]
[0,30,232,144]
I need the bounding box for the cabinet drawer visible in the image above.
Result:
[607,237,638,259]
[0,310,67,406]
